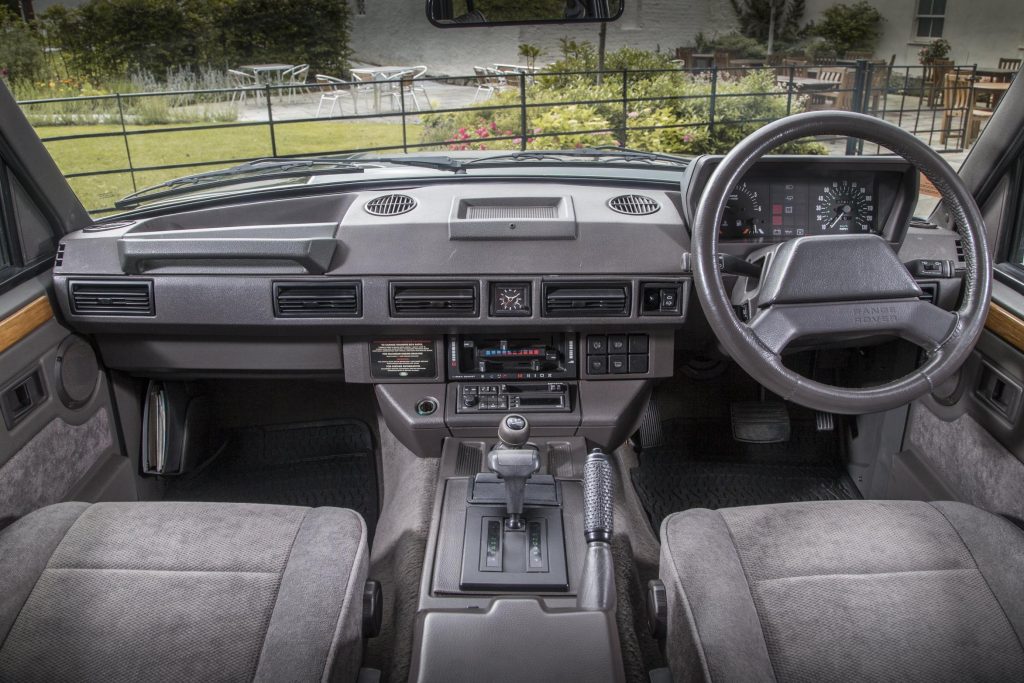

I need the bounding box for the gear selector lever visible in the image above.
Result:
[487,414,540,530]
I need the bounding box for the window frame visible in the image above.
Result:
[0,160,60,296]
[993,157,1024,294]
[914,0,947,39]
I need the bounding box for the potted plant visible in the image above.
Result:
[919,39,951,65]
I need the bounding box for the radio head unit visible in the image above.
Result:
[447,334,577,380]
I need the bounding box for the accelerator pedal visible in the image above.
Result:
[730,401,791,444]
[816,411,836,432]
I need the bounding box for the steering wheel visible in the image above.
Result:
[691,111,991,415]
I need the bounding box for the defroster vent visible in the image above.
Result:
[365,194,416,216]
[274,281,361,318]
[391,282,478,317]
[608,194,660,216]
[69,280,154,316]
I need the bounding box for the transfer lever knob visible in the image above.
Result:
[583,449,614,544]
[497,413,530,448]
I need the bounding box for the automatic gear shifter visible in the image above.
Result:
[487,414,540,530]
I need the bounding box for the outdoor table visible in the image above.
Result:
[690,53,715,69]
[239,64,294,85]
[350,66,418,112]
[972,81,1011,110]
[777,76,838,92]
[972,67,1017,82]
[730,58,765,67]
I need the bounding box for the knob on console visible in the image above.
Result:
[497,413,530,448]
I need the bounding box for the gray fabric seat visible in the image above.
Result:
[0,501,369,683]
[659,500,1024,683]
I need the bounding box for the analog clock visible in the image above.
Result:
[491,283,531,316]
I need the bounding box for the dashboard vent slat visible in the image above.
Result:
[365,194,416,217]
[69,280,154,316]
[391,282,478,317]
[608,194,660,216]
[274,282,361,318]
[543,282,631,317]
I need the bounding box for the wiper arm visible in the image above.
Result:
[115,155,465,209]
[462,148,690,167]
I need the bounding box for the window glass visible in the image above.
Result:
[916,0,946,38]
[8,172,56,266]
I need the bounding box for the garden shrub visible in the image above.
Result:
[0,8,47,85]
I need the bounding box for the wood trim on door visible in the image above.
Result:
[985,301,1024,352]
[0,296,53,354]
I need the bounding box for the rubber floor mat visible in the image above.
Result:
[163,419,379,539]
[630,417,859,531]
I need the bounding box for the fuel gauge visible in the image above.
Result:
[720,182,768,240]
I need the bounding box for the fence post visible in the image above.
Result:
[845,60,868,155]
[785,66,794,116]
[400,78,408,154]
[620,68,629,147]
[115,93,137,193]
[709,67,718,137]
[266,84,278,157]
[519,75,528,151]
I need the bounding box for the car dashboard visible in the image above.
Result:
[52,155,963,447]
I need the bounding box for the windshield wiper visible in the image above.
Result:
[115,155,465,209]
[462,147,690,168]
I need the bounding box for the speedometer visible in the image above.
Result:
[814,180,875,234]
[720,182,767,240]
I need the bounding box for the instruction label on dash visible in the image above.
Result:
[369,339,437,379]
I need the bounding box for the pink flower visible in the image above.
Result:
[489,121,498,130]
[683,134,692,143]
[627,111,639,118]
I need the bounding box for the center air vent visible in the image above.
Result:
[69,280,154,316]
[274,281,361,318]
[391,282,478,317]
[608,194,660,216]
[365,194,416,216]
[543,282,631,317]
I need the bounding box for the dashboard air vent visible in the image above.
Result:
[543,282,631,317]
[608,194,660,216]
[274,282,361,318]
[54,243,66,268]
[69,280,153,316]
[365,194,416,217]
[391,282,478,317]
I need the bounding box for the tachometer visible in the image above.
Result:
[814,180,875,234]
[720,182,767,240]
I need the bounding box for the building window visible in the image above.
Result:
[915,0,946,39]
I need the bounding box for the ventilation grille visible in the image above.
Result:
[465,205,559,220]
[608,194,660,216]
[54,243,66,268]
[543,282,631,317]
[274,281,361,318]
[365,194,416,216]
[391,282,478,317]
[69,280,153,316]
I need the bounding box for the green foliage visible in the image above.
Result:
[518,43,544,71]
[729,0,806,43]
[809,1,883,57]
[39,0,351,82]
[423,65,826,156]
[694,31,768,59]
[0,7,47,85]
[918,39,951,64]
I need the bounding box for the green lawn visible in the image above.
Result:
[33,120,426,213]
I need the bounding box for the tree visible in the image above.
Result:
[810,1,883,57]
[729,0,805,44]
[0,5,46,84]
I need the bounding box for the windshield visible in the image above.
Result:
[3,0,1006,216]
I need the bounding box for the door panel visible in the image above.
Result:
[0,276,131,526]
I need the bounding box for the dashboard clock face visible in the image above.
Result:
[492,284,530,316]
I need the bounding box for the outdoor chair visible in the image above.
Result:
[471,66,507,103]
[282,64,309,103]
[941,72,993,146]
[381,67,431,112]
[998,57,1022,72]
[925,59,954,107]
[228,68,259,105]
[844,50,874,61]
[807,67,852,111]
[314,74,359,117]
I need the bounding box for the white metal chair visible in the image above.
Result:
[472,66,508,103]
[228,69,259,104]
[384,66,432,112]
[282,64,309,103]
[314,74,359,117]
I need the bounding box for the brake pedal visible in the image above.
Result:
[815,411,836,432]
[730,401,790,443]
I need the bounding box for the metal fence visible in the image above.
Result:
[18,60,990,213]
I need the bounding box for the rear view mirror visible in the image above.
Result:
[427,0,623,27]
